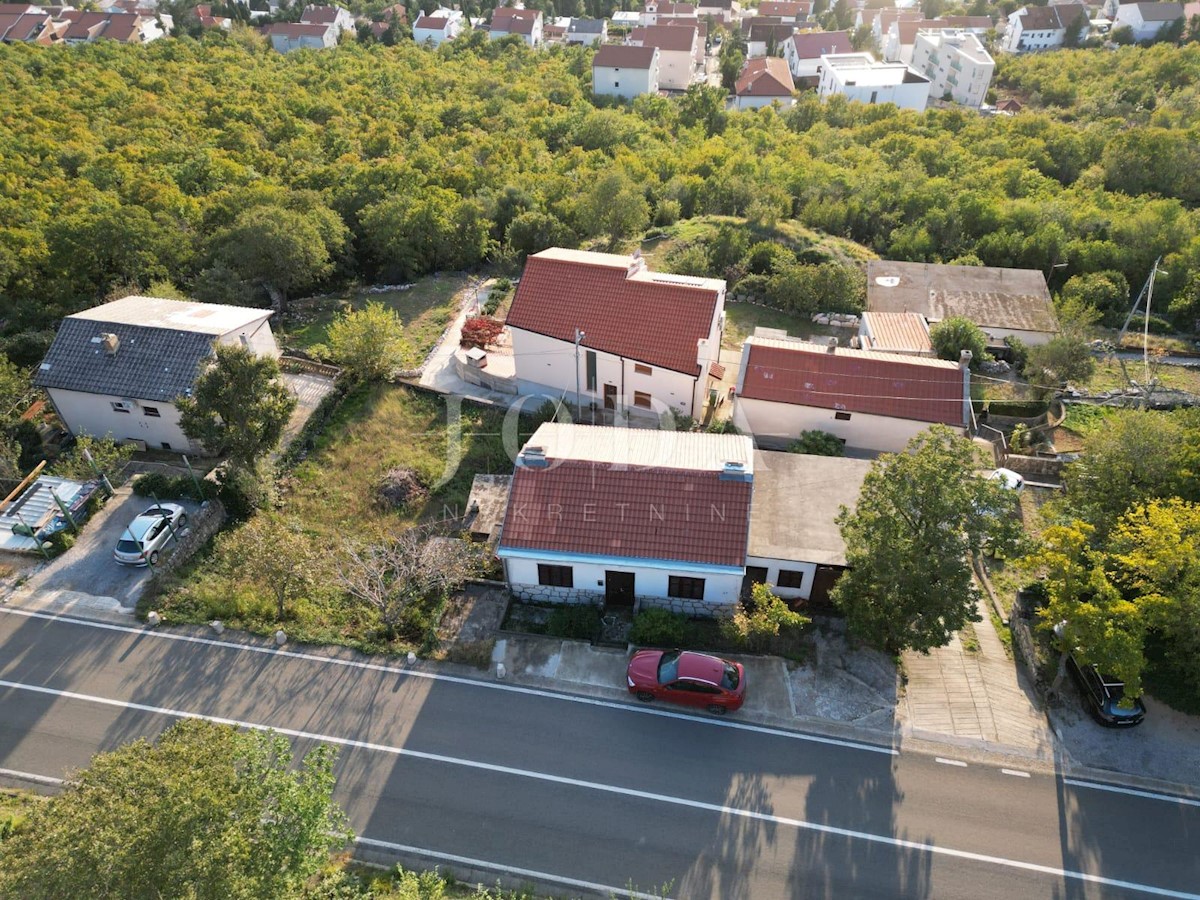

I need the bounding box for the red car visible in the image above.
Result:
[626,649,746,715]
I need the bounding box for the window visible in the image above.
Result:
[669,575,705,600]
[633,390,652,409]
[160,442,171,450]
[586,350,597,392]
[634,363,653,376]
[537,564,573,588]
[834,411,852,421]
[777,569,805,590]
[142,406,161,417]
[110,401,132,414]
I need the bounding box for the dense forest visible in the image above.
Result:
[3,34,1200,366]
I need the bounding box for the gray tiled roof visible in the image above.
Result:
[33,318,216,402]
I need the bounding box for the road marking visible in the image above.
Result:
[2,678,1198,900]
[1064,778,1200,808]
[354,837,674,900]
[1002,769,1030,778]
[0,607,896,756]
[0,767,64,786]
[935,757,967,767]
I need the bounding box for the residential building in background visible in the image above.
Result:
[911,28,994,107]
[565,16,606,44]
[1112,1,1184,40]
[744,19,795,57]
[734,56,796,109]
[413,7,462,45]
[756,0,811,26]
[489,6,543,46]
[783,29,852,82]
[592,43,660,98]
[299,4,354,35]
[818,52,931,112]
[262,21,337,51]
[1000,3,1088,52]
[640,0,695,25]
[627,23,700,89]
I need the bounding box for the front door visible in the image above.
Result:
[743,566,768,598]
[603,383,618,410]
[605,570,635,607]
[809,565,844,607]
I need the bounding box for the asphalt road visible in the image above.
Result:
[1,608,1198,900]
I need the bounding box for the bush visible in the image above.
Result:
[788,430,844,456]
[929,316,990,369]
[46,530,76,557]
[215,464,274,522]
[629,607,689,646]
[132,471,211,501]
[545,605,600,640]
[1002,335,1030,375]
[720,583,810,652]
[375,467,428,510]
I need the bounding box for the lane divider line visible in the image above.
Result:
[1063,778,1200,809]
[0,606,897,756]
[1,678,1197,900]
[935,757,967,767]
[1002,769,1031,778]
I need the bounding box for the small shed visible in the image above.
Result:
[0,473,100,553]
[464,474,512,542]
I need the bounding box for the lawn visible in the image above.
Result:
[723,301,845,350]
[280,275,474,370]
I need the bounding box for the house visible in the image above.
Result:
[1000,3,1088,52]
[0,8,55,42]
[543,16,567,40]
[883,18,942,63]
[593,43,660,98]
[612,9,642,27]
[734,56,796,109]
[379,3,406,23]
[910,28,994,107]
[783,29,852,81]
[299,3,354,34]
[856,311,934,356]
[489,6,542,46]
[732,335,972,453]
[866,260,1059,346]
[413,8,462,45]
[756,1,811,26]
[193,4,232,29]
[505,248,726,422]
[641,1,695,25]
[262,21,337,51]
[744,20,795,56]
[663,15,706,67]
[696,0,737,24]
[818,52,931,112]
[57,10,161,43]
[628,23,700,89]
[34,296,278,454]
[565,16,606,44]
[1113,2,1184,39]
[866,6,922,45]
[995,96,1023,113]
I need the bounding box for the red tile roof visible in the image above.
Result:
[491,6,540,33]
[507,248,723,376]
[789,29,851,58]
[501,460,752,566]
[300,4,342,23]
[263,22,333,37]
[759,0,810,16]
[630,23,696,51]
[739,338,966,426]
[594,43,657,68]
[736,56,795,96]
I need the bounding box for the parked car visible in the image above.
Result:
[988,468,1025,491]
[1054,622,1146,727]
[626,649,746,714]
[113,503,187,566]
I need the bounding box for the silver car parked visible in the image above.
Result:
[113,503,187,566]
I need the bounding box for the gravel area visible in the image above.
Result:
[789,626,899,731]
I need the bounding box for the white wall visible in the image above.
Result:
[820,73,930,111]
[744,556,816,601]
[505,555,744,607]
[732,396,964,453]
[593,61,658,98]
[46,388,199,453]
[977,325,1054,347]
[216,317,280,357]
[653,46,698,89]
[735,93,795,110]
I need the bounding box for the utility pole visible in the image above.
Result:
[574,327,586,422]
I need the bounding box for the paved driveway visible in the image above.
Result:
[3,487,201,620]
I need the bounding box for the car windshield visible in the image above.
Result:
[657,650,681,684]
[721,663,739,691]
[116,539,141,553]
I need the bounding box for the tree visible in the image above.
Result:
[50,434,134,485]
[177,345,297,470]
[928,316,990,370]
[326,302,410,382]
[0,352,30,424]
[721,582,810,652]
[337,529,481,639]
[578,172,650,248]
[678,84,728,137]
[720,47,745,93]
[1060,271,1129,327]
[788,430,845,456]
[0,719,349,900]
[222,514,327,621]
[830,426,1024,654]
[1026,335,1096,389]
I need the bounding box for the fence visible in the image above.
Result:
[279,356,341,378]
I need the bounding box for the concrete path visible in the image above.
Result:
[280,372,337,447]
[900,598,1054,757]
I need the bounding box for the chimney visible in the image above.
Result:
[240,333,250,348]
[517,446,549,469]
[826,337,838,353]
[959,349,973,369]
[101,333,120,356]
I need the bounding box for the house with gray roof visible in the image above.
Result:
[34,296,278,453]
[565,16,606,44]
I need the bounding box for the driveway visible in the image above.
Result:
[2,487,201,620]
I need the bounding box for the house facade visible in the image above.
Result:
[818,52,931,112]
[734,56,796,109]
[263,21,336,51]
[628,23,700,89]
[299,3,354,34]
[744,20,795,57]
[505,248,726,422]
[34,296,278,454]
[783,29,852,80]
[1000,3,1088,52]
[593,43,660,98]
[910,28,994,107]
[413,8,462,45]
[640,0,695,25]
[565,16,606,43]
[489,6,543,46]
[732,336,971,453]
[696,0,737,24]
[757,0,811,26]
[1113,2,1184,39]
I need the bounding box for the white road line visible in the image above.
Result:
[935,757,967,767]
[0,607,896,756]
[354,837,674,900]
[1,678,1197,900]
[1064,778,1200,808]
[0,767,64,786]
[1002,769,1031,778]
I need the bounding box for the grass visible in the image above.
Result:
[1082,356,1200,395]
[0,788,46,837]
[988,607,1014,658]
[959,621,981,654]
[723,302,845,350]
[281,275,472,369]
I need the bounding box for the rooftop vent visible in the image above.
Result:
[826,337,838,353]
[518,446,549,469]
[100,333,120,356]
[719,460,752,482]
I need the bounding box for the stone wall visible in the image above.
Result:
[1002,453,1064,478]
[637,594,734,619]
[510,583,604,606]
[153,498,226,578]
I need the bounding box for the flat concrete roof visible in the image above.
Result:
[747,450,872,566]
[465,474,512,541]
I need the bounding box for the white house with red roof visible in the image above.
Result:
[628,23,701,89]
[505,248,727,422]
[300,3,354,34]
[783,29,852,80]
[734,56,796,109]
[593,44,660,98]
[641,1,695,25]
[489,6,543,46]
[732,335,972,453]
[756,0,811,25]
[413,7,462,45]
[263,21,337,51]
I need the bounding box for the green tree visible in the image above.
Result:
[788,430,845,456]
[504,210,575,260]
[578,172,650,247]
[0,352,30,425]
[222,514,326,621]
[928,316,990,370]
[1060,271,1129,327]
[0,719,349,900]
[177,344,297,469]
[1026,335,1096,389]
[326,302,410,382]
[721,582,810,652]
[831,426,1024,653]
[361,188,490,281]
[50,434,135,485]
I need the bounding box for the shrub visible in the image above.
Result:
[215,464,274,522]
[460,316,505,350]
[629,608,689,646]
[1003,335,1029,375]
[929,316,990,369]
[545,605,600,640]
[132,471,212,501]
[720,583,810,652]
[46,530,76,556]
[788,430,844,456]
[704,418,741,435]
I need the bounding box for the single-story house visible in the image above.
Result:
[593,43,660,98]
[505,248,727,421]
[732,335,972,453]
[34,296,278,454]
[734,56,796,109]
[866,260,1059,346]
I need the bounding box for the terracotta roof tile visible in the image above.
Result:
[759,0,810,16]
[739,338,966,425]
[736,56,795,96]
[500,459,752,567]
[630,22,696,50]
[594,42,657,67]
[491,6,539,33]
[789,29,851,58]
[507,248,723,376]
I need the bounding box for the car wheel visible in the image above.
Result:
[636,691,655,703]
[177,513,188,529]
[707,705,728,716]
[148,550,160,566]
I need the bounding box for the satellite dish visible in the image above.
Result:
[875,276,900,287]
